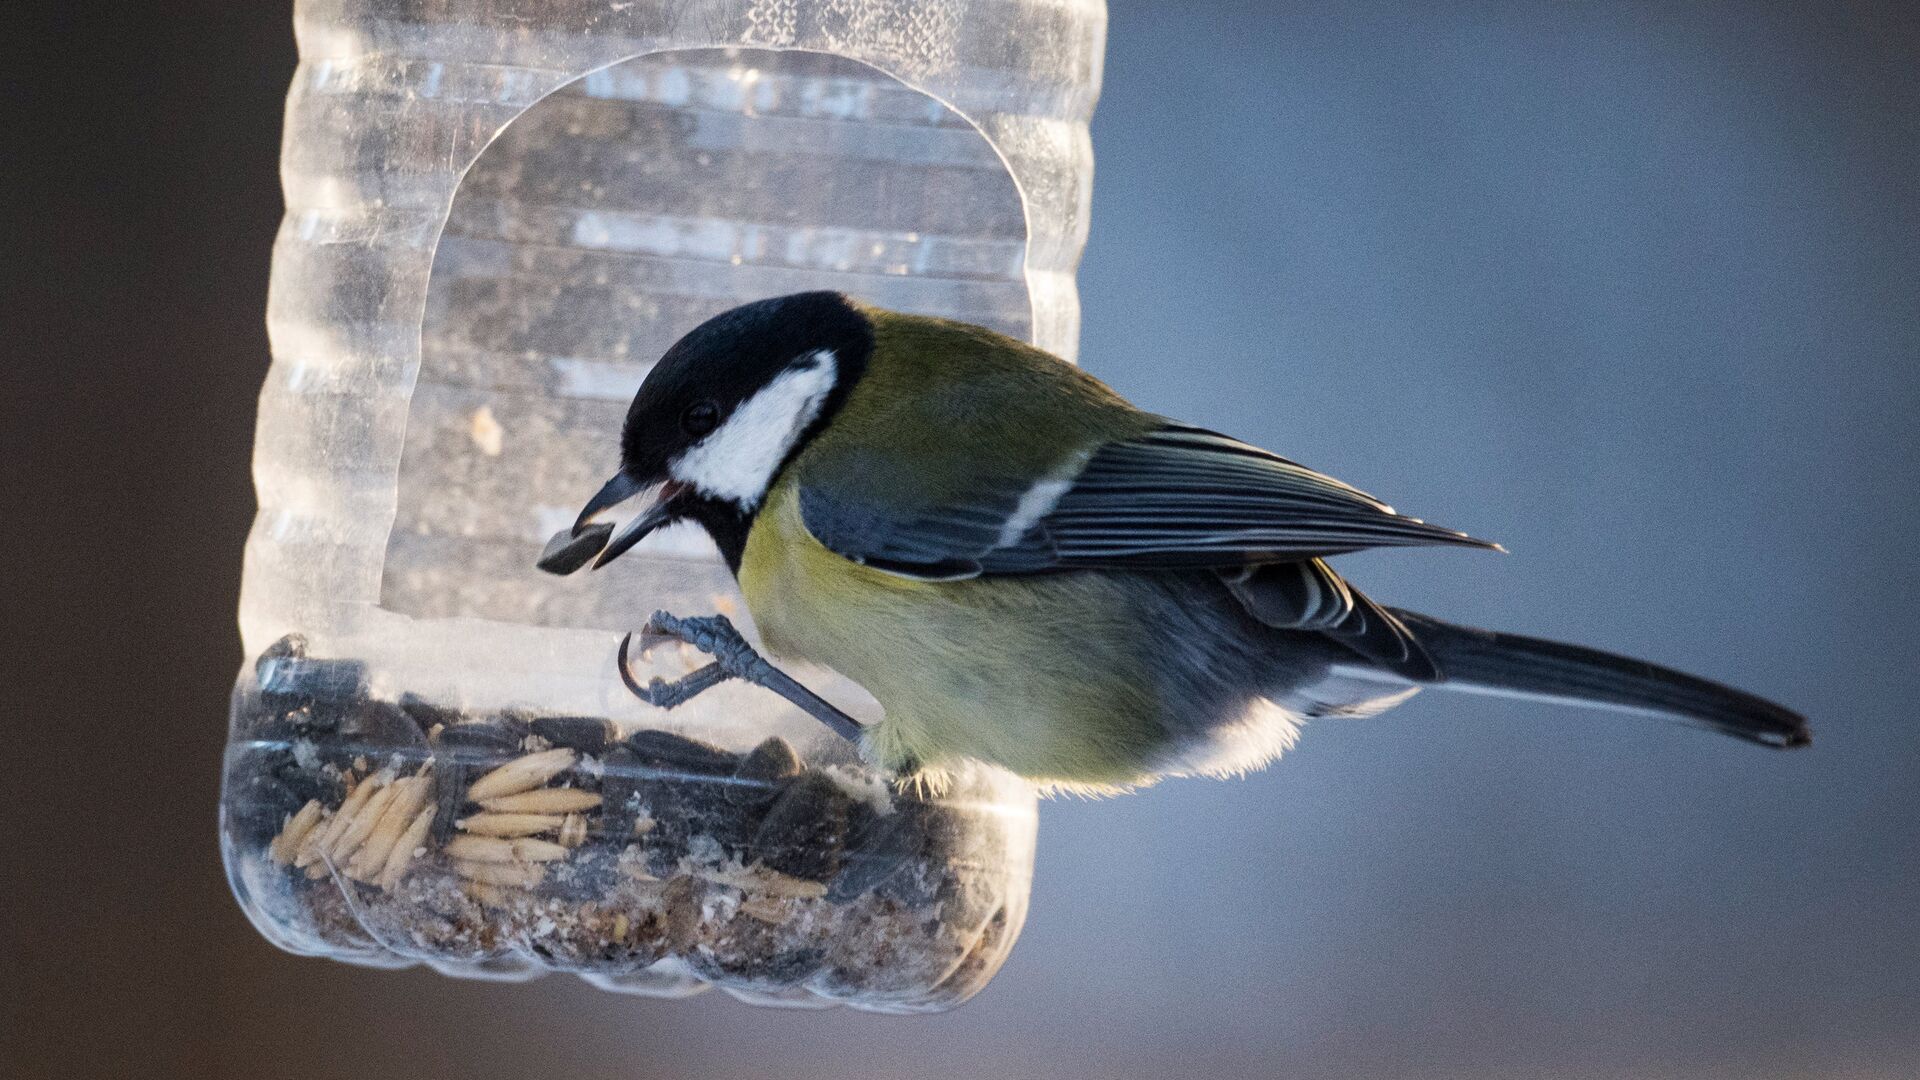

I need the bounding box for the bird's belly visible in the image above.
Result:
[738,496,1174,788]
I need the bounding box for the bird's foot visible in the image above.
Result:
[618,611,865,744]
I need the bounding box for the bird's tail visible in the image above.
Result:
[1384,609,1811,749]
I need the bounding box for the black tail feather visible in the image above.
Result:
[1390,609,1811,749]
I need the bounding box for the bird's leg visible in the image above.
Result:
[618,610,865,744]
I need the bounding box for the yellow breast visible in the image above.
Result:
[737,481,1170,788]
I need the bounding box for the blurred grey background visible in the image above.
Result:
[9,1,1916,1078]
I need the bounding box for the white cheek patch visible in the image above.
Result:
[670,350,838,507]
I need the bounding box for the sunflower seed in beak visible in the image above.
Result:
[537,521,614,575]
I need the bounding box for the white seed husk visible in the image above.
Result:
[349,776,432,880]
[269,800,324,866]
[465,749,575,803]
[446,835,568,863]
[463,880,513,907]
[739,897,789,923]
[693,862,828,900]
[510,838,570,862]
[376,804,436,891]
[330,780,399,864]
[298,767,391,868]
[446,835,516,862]
[456,812,565,838]
[476,788,601,814]
[454,859,547,887]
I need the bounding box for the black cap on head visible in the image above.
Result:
[618,291,873,481]
[562,291,876,574]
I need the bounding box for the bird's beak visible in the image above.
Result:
[573,472,687,570]
[573,471,645,536]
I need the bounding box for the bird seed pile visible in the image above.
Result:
[223,635,1027,1011]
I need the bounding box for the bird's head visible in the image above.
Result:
[572,291,874,568]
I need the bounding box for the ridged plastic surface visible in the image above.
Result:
[227,0,1103,1011]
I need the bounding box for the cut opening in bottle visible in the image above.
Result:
[226,44,1045,1011]
[386,48,1030,638]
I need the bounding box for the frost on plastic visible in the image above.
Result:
[227,0,1103,1011]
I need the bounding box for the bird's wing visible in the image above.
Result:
[797,421,1497,582]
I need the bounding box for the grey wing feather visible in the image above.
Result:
[1037,426,1496,567]
[798,423,1497,578]
[796,482,1015,580]
[1222,560,1440,682]
[1218,558,1354,629]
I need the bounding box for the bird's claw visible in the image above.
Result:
[637,611,769,679]
[616,627,727,707]
[616,610,865,744]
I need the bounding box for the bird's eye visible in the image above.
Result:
[680,400,721,437]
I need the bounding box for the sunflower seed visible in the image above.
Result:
[536,522,613,576]
[529,715,618,755]
[750,772,850,883]
[623,730,738,775]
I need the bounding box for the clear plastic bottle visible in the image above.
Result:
[224,0,1106,1011]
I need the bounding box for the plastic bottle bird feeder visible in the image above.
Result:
[221,0,1105,1011]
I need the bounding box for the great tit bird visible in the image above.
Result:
[560,291,1809,792]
